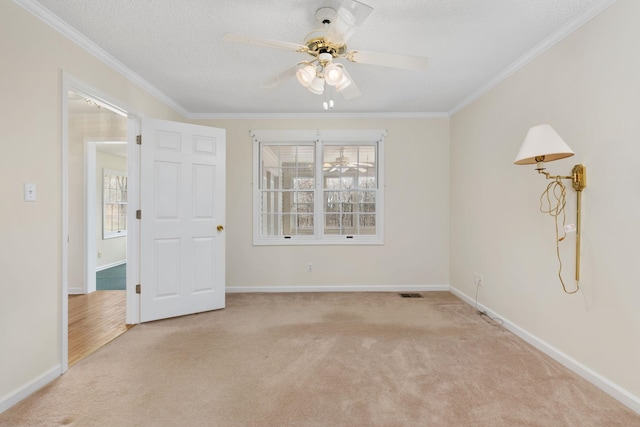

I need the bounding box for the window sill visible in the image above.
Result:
[253,236,384,246]
[103,231,127,240]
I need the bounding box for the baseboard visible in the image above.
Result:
[226,284,450,293]
[96,260,126,272]
[0,365,61,414]
[67,285,84,295]
[449,286,640,415]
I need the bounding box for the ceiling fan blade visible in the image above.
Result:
[261,63,301,89]
[346,50,428,70]
[337,67,361,100]
[325,0,374,45]
[222,32,308,53]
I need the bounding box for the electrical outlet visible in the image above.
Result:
[474,273,483,286]
[307,263,313,272]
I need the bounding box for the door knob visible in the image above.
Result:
[217,225,224,231]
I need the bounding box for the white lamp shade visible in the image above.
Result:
[514,124,575,165]
[324,63,344,86]
[308,76,325,94]
[296,65,316,88]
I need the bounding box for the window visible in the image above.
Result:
[103,169,127,239]
[252,130,385,245]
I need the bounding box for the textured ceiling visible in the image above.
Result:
[29,0,612,116]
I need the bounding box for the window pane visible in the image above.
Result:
[321,145,378,237]
[259,143,316,237]
[118,204,127,230]
[297,214,314,231]
[324,214,340,233]
[324,191,343,212]
[359,214,376,235]
[277,213,314,236]
[103,170,127,237]
[262,168,281,189]
[359,202,376,213]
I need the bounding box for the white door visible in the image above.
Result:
[140,118,225,322]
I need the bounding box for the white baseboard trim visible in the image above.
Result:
[96,260,126,272]
[0,365,61,414]
[226,284,450,293]
[67,286,84,295]
[449,286,640,415]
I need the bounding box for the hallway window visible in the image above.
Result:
[103,169,127,238]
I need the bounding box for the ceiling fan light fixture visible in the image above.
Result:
[296,64,316,87]
[224,1,430,107]
[308,76,325,94]
[324,63,344,86]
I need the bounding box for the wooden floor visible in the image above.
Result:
[68,290,133,366]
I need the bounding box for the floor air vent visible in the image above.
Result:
[399,293,423,298]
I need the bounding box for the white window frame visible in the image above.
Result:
[103,168,128,239]
[252,129,385,246]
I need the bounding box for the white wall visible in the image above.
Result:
[0,1,183,410]
[195,117,450,290]
[450,0,640,403]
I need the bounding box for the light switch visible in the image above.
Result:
[24,183,36,202]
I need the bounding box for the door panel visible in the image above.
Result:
[140,118,225,322]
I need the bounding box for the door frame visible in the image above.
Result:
[61,72,141,373]
[67,138,128,295]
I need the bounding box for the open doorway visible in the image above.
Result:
[67,90,132,365]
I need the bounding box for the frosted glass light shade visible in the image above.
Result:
[514,124,575,165]
[308,77,325,94]
[296,65,316,88]
[324,63,344,86]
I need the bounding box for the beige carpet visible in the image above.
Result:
[1,292,638,426]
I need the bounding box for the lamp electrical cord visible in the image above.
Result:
[539,177,580,294]
[474,281,503,327]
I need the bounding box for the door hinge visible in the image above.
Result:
[136,210,142,220]
[136,135,142,145]
[136,284,141,294]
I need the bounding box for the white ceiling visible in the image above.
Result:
[28,0,614,116]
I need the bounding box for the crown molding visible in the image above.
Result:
[13,0,190,118]
[448,0,620,116]
[187,111,450,121]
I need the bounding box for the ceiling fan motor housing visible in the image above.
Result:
[315,7,336,24]
[304,6,345,58]
[304,37,346,58]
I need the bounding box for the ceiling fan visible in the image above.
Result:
[222,0,428,108]
[323,147,373,173]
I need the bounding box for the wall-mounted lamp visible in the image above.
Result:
[514,124,586,292]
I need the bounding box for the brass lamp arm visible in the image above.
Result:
[537,165,586,192]
[537,170,573,180]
